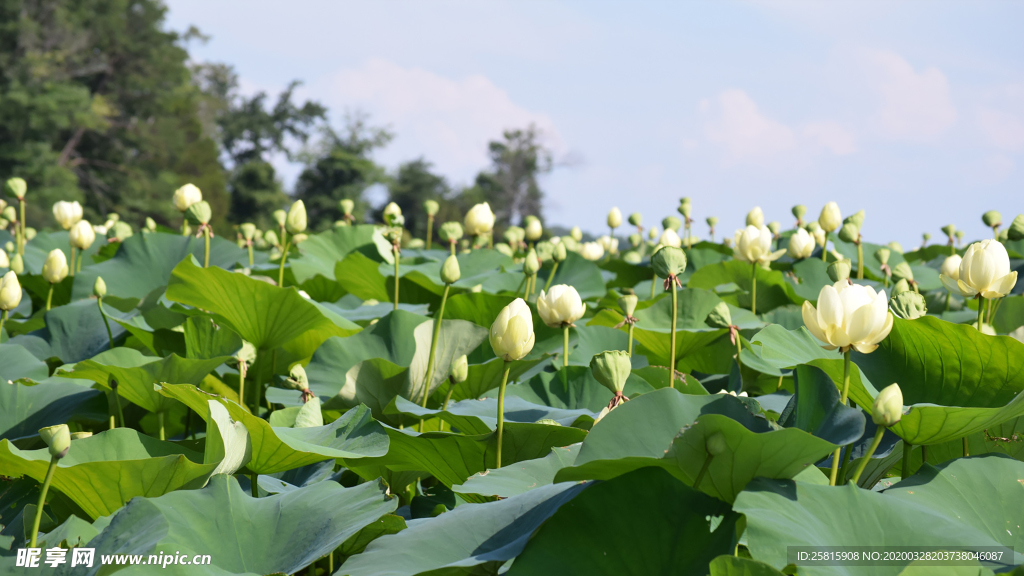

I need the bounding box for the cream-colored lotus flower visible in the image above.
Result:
[597,235,618,254]
[802,282,893,353]
[940,254,961,279]
[52,201,83,230]
[42,249,68,284]
[570,226,583,241]
[733,225,786,264]
[607,207,622,229]
[490,298,536,361]
[524,218,542,241]
[172,183,202,212]
[746,206,764,227]
[537,284,586,327]
[0,270,22,311]
[580,241,604,261]
[818,202,841,232]
[787,228,816,259]
[69,220,96,250]
[659,228,682,248]
[464,202,495,235]
[940,239,1017,299]
[0,250,7,268]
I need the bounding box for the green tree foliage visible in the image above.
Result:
[382,159,450,240]
[474,125,552,228]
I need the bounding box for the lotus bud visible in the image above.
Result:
[291,233,308,244]
[723,237,733,248]
[383,201,402,225]
[838,222,860,244]
[424,200,440,216]
[288,364,309,389]
[811,229,826,248]
[339,198,355,216]
[185,200,212,225]
[662,216,681,231]
[892,278,911,295]
[875,247,891,266]
[940,223,956,238]
[440,255,461,284]
[286,200,307,234]
[706,432,728,457]
[628,212,642,227]
[827,260,851,283]
[534,241,554,262]
[107,221,133,242]
[982,210,1002,229]
[892,261,914,283]
[240,223,256,242]
[42,249,68,284]
[1,206,14,221]
[273,209,286,228]
[70,431,92,440]
[922,232,931,244]
[553,241,567,262]
[745,207,764,227]
[464,202,496,236]
[706,216,718,228]
[888,241,904,254]
[52,201,83,230]
[889,291,927,320]
[0,251,7,268]
[68,220,94,251]
[450,354,469,384]
[3,241,11,252]
[608,207,623,229]
[792,204,807,221]
[38,424,70,459]
[523,248,540,275]
[93,276,107,298]
[172,183,201,212]
[659,228,682,248]
[108,213,120,223]
[954,230,964,244]
[940,254,961,279]
[1008,215,1024,241]
[818,202,841,233]
[264,229,280,247]
[5,177,27,199]
[648,227,659,240]
[678,203,692,219]
[489,298,536,361]
[24,228,35,241]
[871,383,903,427]
[439,221,464,244]
[590,350,631,394]
[705,301,733,329]
[0,271,22,310]
[0,218,7,229]
[8,254,23,275]
[651,245,687,278]
[618,293,638,318]
[570,226,583,241]
[628,233,642,248]
[0,199,4,211]
[524,216,543,241]
[787,228,815,259]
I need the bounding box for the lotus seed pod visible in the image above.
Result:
[172,183,202,212]
[39,424,71,459]
[1,206,15,222]
[145,217,157,232]
[8,253,23,275]
[628,212,642,227]
[706,216,718,227]
[954,230,964,244]
[553,241,567,262]
[679,197,691,206]
[705,302,733,329]
[678,203,692,219]
[827,260,852,283]
[4,177,26,200]
[286,200,307,234]
[185,200,212,225]
[648,227,659,241]
[818,202,842,233]
[922,232,931,243]
[93,276,107,298]
[339,198,355,216]
[767,221,781,236]
[24,227,35,241]
[439,221,464,243]
[872,383,903,427]
[590,350,632,394]
[745,207,764,227]
[273,209,286,227]
[440,254,461,284]
[523,248,540,275]
[844,210,865,229]
[982,210,1002,229]
[618,293,638,318]
[450,354,469,384]
[107,221,133,242]
[651,245,687,278]
[940,224,956,238]
[838,222,860,244]
[108,214,120,223]
[874,247,891,266]
[662,216,681,231]
[607,207,623,229]
[891,261,914,282]
[0,270,22,310]
[424,200,439,216]
[804,220,821,233]
[1008,215,1024,241]
[628,233,642,248]
[792,204,807,220]
[42,249,68,284]
[570,226,583,241]
[889,291,927,320]
[240,223,256,241]
[891,278,911,295]
[888,241,903,254]
[706,432,728,457]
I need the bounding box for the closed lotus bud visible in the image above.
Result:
[889,290,927,320]
[24,228,35,241]
[812,229,826,248]
[706,216,718,227]
[145,217,157,232]
[805,220,821,233]
[678,203,692,219]
[524,216,543,241]
[827,260,851,283]
[93,276,107,298]
[662,216,681,231]
[489,298,536,361]
[185,200,212,225]
[383,201,402,223]
[273,209,286,228]
[69,221,95,251]
[70,431,92,440]
[439,221,464,243]
[892,278,910,295]
[590,350,631,394]
[705,301,733,329]
[9,253,24,275]
[767,221,781,236]
[597,235,618,254]
[0,250,7,268]
[286,200,307,234]
[940,254,961,279]
[264,229,280,247]
[172,183,202,212]
[659,228,682,248]
[844,210,865,229]
[0,218,7,229]
[291,233,308,244]
[503,226,522,245]
[464,202,495,235]
[818,202,842,233]
[107,221,133,242]
[4,241,11,252]
[237,340,257,364]
[2,206,14,221]
[240,223,256,241]
[38,424,71,459]
[838,222,860,244]
[888,241,904,254]
[792,204,807,220]
[1008,215,1024,241]
[892,261,914,283]
[982,210,1002,229]
[5,177,27,199]
[570,226,583,241]
[42,249,69,284]
[706,432,728,457]
[787,228,816,259]
[746,207,764,227]
[608,207,622,229]
[875,247,891,266]
[872,383,903,427]
[424,200,439,216]
[537,284,586,327]
[652,245,687,278]
[580,242,604,261]
[628,212,642,227]
[647,227,659,241]
[0,271,22,310]
[450,354,469,384]
[339,198,355,216]
[523,248,540,275]
[52,201,83,230]
[618,293,638,318]
[553,241,567,262]
[941,224,956,238]
[440,255,461,284]
[941,239,1017,299]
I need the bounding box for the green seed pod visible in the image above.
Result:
[767,221,781,236]
[535,240,554,261]
[1,206,15,221]
[804,220,821,233]
[185,200,212,225]
[874,247,891,266]
[705,302,733,329]
[93,276,107,298]
[891,261,914,282]
[706,216,718,227]
[837,222,860,244]
[4,177,27,199]
[618,293,638,318]
[940,224,956,238]
[622,250,642,264]
[590,350,632,394]
[661,216,681,232]
[922,232,931,243]
[237,340,257,364]
[288,364,309,389]
[844,209,865,229]
[677,203,692,218]
[1008,215,1024,241]
[954,230,964,243]
[628,212,642,227]
[705,432,728,457]
[440,254,461,284]
[24,227,36,241]
[424,199,439,216]
[339,198,355,216]
[439,221,464,243]
[651,245,687,278]
[553,241,567,262]
[891,278,911,295]
[39,424,70,459]
[827,260,852,283]
[523,248,540,275]
[888,241,903,254]
[889,290,927,320]
[107,221,133,242]
[791,204,807,220]
[628,233,642,248]
[982,210,1002,229]
[504,226,524,245]
[240,223,256,241]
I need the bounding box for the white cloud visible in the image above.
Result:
[977,108,1024,152]
[861,50,957,142]
[309,59,562,184]
[802,121,857,155]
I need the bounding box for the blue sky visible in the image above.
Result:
[165,0,1024,245]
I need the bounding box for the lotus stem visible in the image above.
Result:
[977,296,985,332]
[821,236,828,261]
[247,244,254,268]
[70,246,76,277]
[650,273,657,300]
[157,411,166,441]
[426,215,434,251]
[856,242,864,280]
[829,350,852,486]
[46,284,53,311]
[627,323,634,356]
[496,361,511,468]
[393,246,400,310]
[901,440,913,480]
[203,227,211,268]
[544,261,559,292]
[28,456,58,548]
[277,238,292,287]
[450,242,456,257]
[98,297,115,350]
[0,310,6,342]
[18,199,25,255]
[442,385,455,410]
[669,277,678,388]
[419,284,450,432]
[113,381,125,428]
[238,361,247,413]
[181,221,188,236]
[850,426,885,486]
[563,324,570,367]
[945,291,951,313]
[693,453,713,491]
[751,261,758,316]
[76,254,82,273]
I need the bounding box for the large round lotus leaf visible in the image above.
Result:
[0,378,102,441]
[454,444,581,498]
[496,365,655,412]
[22,231,103,277]
[23,299,133,363]
[688,259,804,313]
[290,224,383,283]
[384,395,597,434]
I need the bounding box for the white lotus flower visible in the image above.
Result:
[940,239,1017,299]
[537,284,587,327]
[172,183,202,212]
[659,228,682,248]
[802,282,893,353]
[580,242,604,261]
[607,207,622,229]
[70,220,96,250]
[525,218,542,241]
[787,228,816,259]
[489,298,536,361]
[733,225,785,265]
[818,202,841,233]
[940,254,961,279]
[0,270,22,311]
[42,249,68,284]
[52,201,83,230]
[464,202,495,236]
[597,235,618,254]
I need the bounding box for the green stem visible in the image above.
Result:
[563,324,570,367]
[650,273,657,300]
[838,438,854,483]
[114,383,125,428]
[157,411,165,441]
[821,238,828,261]
[856,242,864,280]
[29,457,58,548]
[0,310,6,342]
[829,350,852,486]
[18,199,25,255]
[901,439,913,480]
[735,335,743,369]
[945,291,951,313]
[70,246,76,278]
[98,298,115,350]
[76,253,82,273]
[626,323,634,356]
[442,385,455,410]
[693,453,713,491]
[247,244,254,268]
[277,239,292,287]
[544,261,559,292]
[181,221,188,236]
[496,361,511,468]
[751,261,758,316]
[203,228,211,268]
[393,246,400,310]
[670,277,678,388]
[238,361,247,413]
[426,215,434,251]
[450,242,456,257]
[419,284,450,432]
[850,426,885,486]
[46,284,53,311]
[977,296,985,331]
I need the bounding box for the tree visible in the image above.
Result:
[475,125,553,228]
[383,159,450,240]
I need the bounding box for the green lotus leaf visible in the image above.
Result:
[688,259,804,313]
[0,379,103,441]
[789,257,833,302]
[384,395,597,434]
[709,556,788,576]
[440,356,543,403]
[538,251,607,300]
[453,444,580,498]
[443,291,563,359]
[335,251,391,301]
[290,224,382,283]
[23,299,134,363]
[0,343,48,382]
[497,364,655,412]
